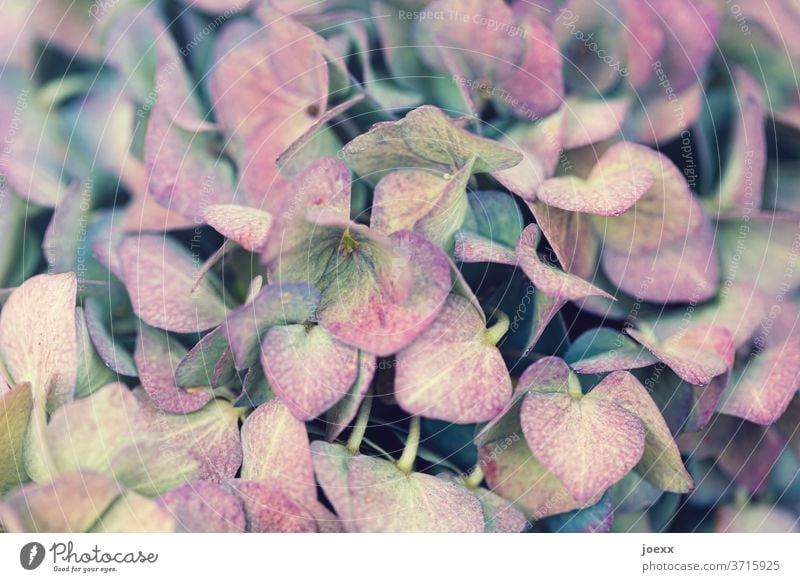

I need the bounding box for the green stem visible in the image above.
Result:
[484,311,510,346]
[396,416,421,474]
[346,395,372,454]
[464,465,484,490]
[567,374,584,400]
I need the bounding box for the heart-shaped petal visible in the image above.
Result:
[262,324,359,420]
[537,142,654,216]
[342,106,522,184]
[590,144,703,253]
[225,480,317,533]
[395,294,512,422]
[520,365,646,502]
[224,282,320,371]
[602,216,719,304]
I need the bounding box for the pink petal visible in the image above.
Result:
[158,481,246,533]
[517,224,613,300]
[537,142,654,216]
[318,230,451,357]
[347,455,485,532]
[226,480,318,533]
[591,144,704,253]
[591,372,693,492]
[209,18,327,147]
[502,15,564,119]
[521,381,645,502]
[240,400,317,502]
[601,217,719,303]
[0,471,120,533]
[204,204,272,253]
[627,325,735,385]
[395,295,512,423]
[134,326,213,414]
[120,235,228,333]
[480,435,592,520]
[719,338,800,425]
[454,230,517,266]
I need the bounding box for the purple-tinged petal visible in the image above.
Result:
[224,282,320,370]
[414,0,525,85]
[203,204,272,253]
[0,471,120,533]
[627,324,735,386]
[158,480,245,533]
[517,224,613,301]
[618,0,665,88]
[310,441,357,531]
[492,114,564,200]
[371,162,473,249]
[529,203,601,281]
[347,455,484,532]
[0,382,32,493]
[325,353,377,442]
[240,400,316,502]
[480,435,592,520]
[133,389,243,482]
[647,0,718,94]
[473,486,528,533]
[719,338,800,425]
[562,96,630,150]
[395,295,512,423]
[454,230,517,266]
[537,142,655,216]
[502,15,564,119]
[591,372,693,493]
[591,144,703,252]
[226,480,318,533]
[520,367,646,502]
[210,17,327,148]
[135,326,213,414]
[602,217,719,304]
[120,235,228,333]
[626,82,706,145]
[318,230,451,357]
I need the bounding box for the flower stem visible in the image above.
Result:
[396,416,421,474]
[484,311,510,346]
[465,465,484,490]
[346,395,372,454]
